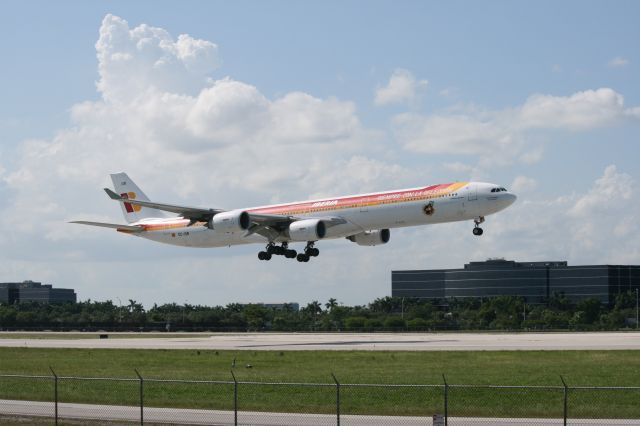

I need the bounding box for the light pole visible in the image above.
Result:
[636,287,638,330]
[116,297,122,325]
[182,300,188,325]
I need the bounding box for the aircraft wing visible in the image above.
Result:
[244,214,348,240]
[104,187,349,239]
[104,188,223,221]
[69,221,145,233]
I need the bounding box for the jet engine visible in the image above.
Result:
[209,210,250,232]
[347,229,390,246]
[288,219,326,241]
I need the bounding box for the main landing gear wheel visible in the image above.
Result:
[259,243,296,261]
[258,251,272,260]
[304,242,319,257]
[295,242,320,262]
[473,216,485,236]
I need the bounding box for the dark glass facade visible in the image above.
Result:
[392,260,640,304]
[0,281,76,304]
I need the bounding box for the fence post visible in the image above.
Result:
[231,370,238,426]
[134,369,143,425]
[560,375,568,426]
[331,373,340,426]
[49,366,58,426]
[442,374,448,426]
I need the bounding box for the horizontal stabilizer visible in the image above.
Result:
[104,188,121,200]
[69,221,144,233]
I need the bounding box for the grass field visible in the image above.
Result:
[1,348,639,418]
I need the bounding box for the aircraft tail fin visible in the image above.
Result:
[110,173,167,223]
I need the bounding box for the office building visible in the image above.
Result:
[0,281,77,304]
[392,259,640,304]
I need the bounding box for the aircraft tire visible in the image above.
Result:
[264,252,272,260]
[473,227,484,236]
[258,252,265,260]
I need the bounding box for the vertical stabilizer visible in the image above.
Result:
[110,173,166,223]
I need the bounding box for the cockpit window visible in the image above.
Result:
[492,187,508,193]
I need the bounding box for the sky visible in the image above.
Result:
[0,1,639,308]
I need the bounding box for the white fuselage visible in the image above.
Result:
[125,181,516,248]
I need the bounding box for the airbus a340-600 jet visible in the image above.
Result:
[72,173,517,263]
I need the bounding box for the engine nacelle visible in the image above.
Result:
[347,229,390,246]
[288,219,326,241]
[210,210,250,232]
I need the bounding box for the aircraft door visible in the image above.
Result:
[467,183,477,201]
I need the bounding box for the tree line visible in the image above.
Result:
[0,292,637,331]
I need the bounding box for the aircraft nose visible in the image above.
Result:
[504,192,517,206]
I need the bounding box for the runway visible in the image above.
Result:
[2,399,639,425]
[0,331,639,351]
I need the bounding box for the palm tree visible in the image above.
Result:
[305,301,322,330]
[128,299,144,313]
[325,298,338,312]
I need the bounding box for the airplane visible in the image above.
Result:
[72,173,517,262]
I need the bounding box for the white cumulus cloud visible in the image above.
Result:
[568,165,634,218]
[519,88,629,130]
[473,165,640,265]
[510,176,537,193]
[374,69,428,106]
[1,14,410,264]
[96,14,221,102]
[394,88,640,164]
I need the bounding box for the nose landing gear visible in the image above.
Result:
[473,216,485,236]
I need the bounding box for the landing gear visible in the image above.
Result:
[304,242,320,257]
[296,242,319,262]
[258,251,272,261]
[259,242,320,262]
[473,216,485,236]
[259,243,297,261]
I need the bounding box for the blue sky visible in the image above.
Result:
[0,1,638,307]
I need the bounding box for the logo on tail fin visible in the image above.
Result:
[120,192,142,213]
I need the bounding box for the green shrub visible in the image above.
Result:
[344,316,367,330]
[383,316,406,329]
[407,318,427,329]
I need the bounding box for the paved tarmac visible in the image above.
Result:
[0,332,639,351]
[2,399,639,425]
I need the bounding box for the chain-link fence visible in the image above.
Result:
[1,372,639,425]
